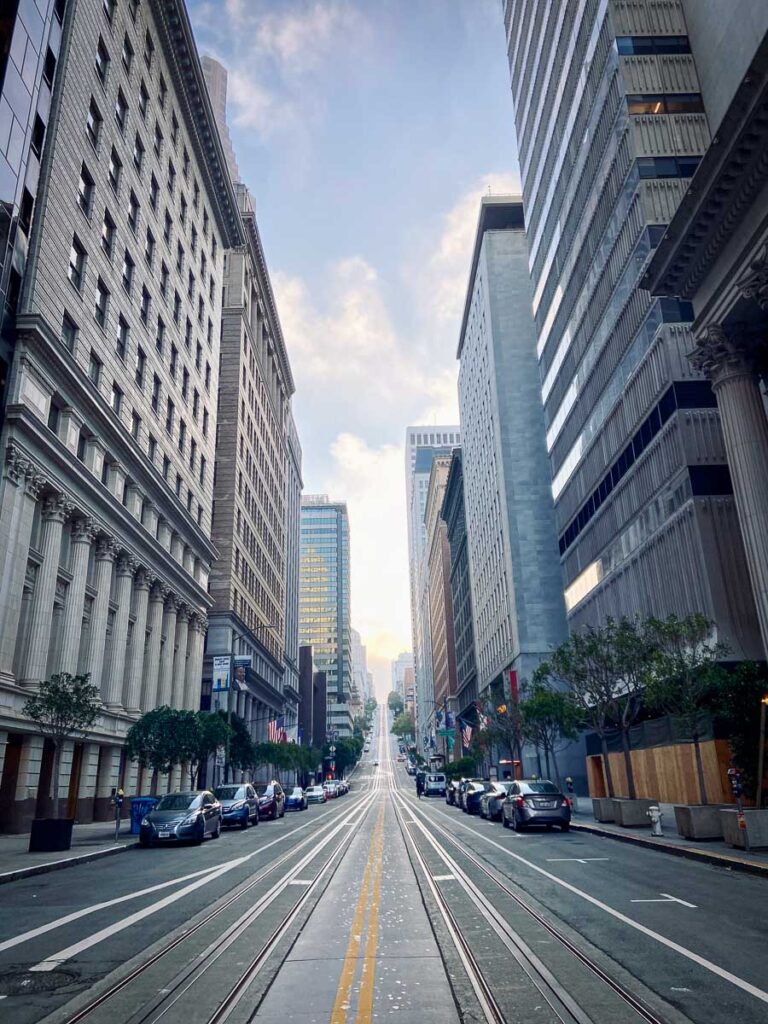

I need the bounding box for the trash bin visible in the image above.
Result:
[130,796,158,834]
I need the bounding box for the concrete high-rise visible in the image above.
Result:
[299,495,352,739]
[0,0,243,830]
[502,0,762,658]
[351,627,368,715]
[391,651,414,699]
[458,198,567,707]
[199,55,239,184]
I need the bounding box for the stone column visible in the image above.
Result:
[157,595,179,706]
[691,325,768,656]
[20,494,73,686]
[170,604,190,709]
[76,742,101,822]
[102,554,138,712]
[123,568,154,715]
[183,614,206,710]
[0,447,46,678]
[94,745,122,821]
[13,734,45,832]
[59,517,97,675]
[141,582,168,711]
[87,536,118,699]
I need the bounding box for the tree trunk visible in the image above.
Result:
[544,746,551,780]
[52,741,61,820]
[550,747,561,790]
[535,746,543,777]
[600,734,615,798]
[620,729,636,799]
[693,733,708,806]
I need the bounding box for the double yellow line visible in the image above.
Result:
[330,803,386,1023]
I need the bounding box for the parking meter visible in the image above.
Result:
[112,787,125,841]
[727,767,750,851]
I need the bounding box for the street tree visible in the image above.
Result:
[388,691,405,717]
[644,614,728,805]
[364,697,378,718]
[126,706,197,782]
[222,711,254,776]
[22,672,101,820]
[391,711,414,740]
[519,682,580,787]
[192,712,235,787]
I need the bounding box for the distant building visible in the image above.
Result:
[351,627,368,717]
[299,496,352,738]
[283,411,303,736]
[441,449,477,746]
[200,55,239,184]
[312,669,327,756]
[425,456,457,757]
[457,197,567,705]
[298,644,314,746]
[391,651,414,698]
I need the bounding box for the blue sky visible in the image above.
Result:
[188,0,520,693]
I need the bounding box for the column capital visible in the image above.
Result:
[25,470,47,499]
[71,517,98,544]
[135,567,156,591]
[95,534,119,562]
[165,592,181,614]
[176,603,191,624]
[42,495,74,523]
[5,440,31,485]
[150,580,170,604]
[737,242,768,311]
[688,324,759,385]
[190,612,208,635]
[115,553,139,577]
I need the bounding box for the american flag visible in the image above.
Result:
[461,720,473,748]
[268,716,286,742]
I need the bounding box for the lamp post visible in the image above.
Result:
[756,694,768,809]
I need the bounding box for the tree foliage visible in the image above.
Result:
[519,682,580,787]
[23,672,101,819]
[391,711,414,739]
[387,691,405,717]
[443,756,477,779]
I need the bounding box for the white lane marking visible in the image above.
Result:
[3,795,360,954]
[288,879,312,886]
[407,796,768,1006]
[546,858,610,864]
[432,874,455,881]
[631,894,697,909]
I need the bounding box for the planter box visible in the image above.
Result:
[720,809,768,850]
[592,797,616,822]
[28,818,75,853]
[611,798,657,827]
[674,804,729,840]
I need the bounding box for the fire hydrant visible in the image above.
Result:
[647,805,663,837]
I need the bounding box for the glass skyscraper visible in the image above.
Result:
[299,495,352,739]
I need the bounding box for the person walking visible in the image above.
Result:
[416,770,425,798]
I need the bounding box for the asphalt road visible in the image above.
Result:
[1,709,766,1024]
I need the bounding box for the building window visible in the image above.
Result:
[189,438,197,470]
[153,122,163,158]
[68,236,86,291]
[133,132,145,172]
[129,0,140,22]
[173,291,181,324]
[88,350,102,387]
[144,29,155,71]
[140,285,150,325]
[204,362,211,392]
[195,341,202,370]
[77,164,94,216]
[139,80,149,120]
[131,410,141,439]
[30,114,45,157]
[202,409,209,437]
[103,0,115,23]
[178,420,186,453]
[128,191,139,233]
[199,455,206,485]
[160,261,169,298]
[158,74,167,109]
[175,241,183,273]
[197,504,203,526]
[101,209,115,257]
[151,373,161,412]
[193,180,200,209]
[167,160,176,195]
[202,209,209,237]
[147,432,156,462]
[61,313,78,352]
[155,315,165,352]
[181,367,189,400]
[184,317,192,349]
[164,210,172,244]
[190,226,197,255]
[116,314,129,359]
[165,398,174,434]
[149,173,159,211]
[180,194,187,226]
[94,278,109,328]
[170,111,178,146]
[121,34,134,74]
[108,147,122,193]
[186,491,193,513]
[175,473,182,497]
[95,37,110,83]
[187,271,195,300]
[192,389,199,419]
[122,249,135,294]
[145,228,155,267]
[135,345,146,388]
[197,296,204,323]
[114,89,128,132]
[170,344,178,379]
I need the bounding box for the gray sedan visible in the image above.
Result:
[479,782,511,821]
[214,784,259,828]
[140,791,222,845]
[501,780,571,832]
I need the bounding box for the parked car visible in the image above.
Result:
[501,780,572,832]
[306,785,327,804]
[214,783,259,829]
[140,791,221,846]
[396,755,405,763]
[405,763,417,777]
[464,781,491,815]
[479,782,510,821]
[445,778,462,805]
[285,786,308,811]
[257,781,286,820]
[424,772,447,797]
[338,779,349,794]
[323,780,341,799]
[457,778,484,810]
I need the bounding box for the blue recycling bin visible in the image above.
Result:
[130,796,158,834]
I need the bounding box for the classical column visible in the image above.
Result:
[0,447,45,677]
[103,553,138,711]
[141,582,168,711]
[87,536,118,699]
[59,517,97,674]
[20,494,73,686]
[170,604,190,709]
[183,614,207,710]
[157,594,179,706]
[123,568,154,715]
[690,325,768,655]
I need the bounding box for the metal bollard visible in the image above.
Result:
[647,804,663,837]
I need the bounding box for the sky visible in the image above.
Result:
[187,0,520,698]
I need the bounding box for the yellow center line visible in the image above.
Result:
[356,814,385,1022]
[330,804,385,1024]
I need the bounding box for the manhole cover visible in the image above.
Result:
[0,966,80,996]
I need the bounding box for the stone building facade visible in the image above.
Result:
[0,0,243,831]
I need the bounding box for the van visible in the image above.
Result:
[424,772,447,797]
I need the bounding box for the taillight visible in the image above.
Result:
[562,798,571,809]
[515,797,525,808]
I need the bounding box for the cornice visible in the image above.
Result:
[153,1,244,250]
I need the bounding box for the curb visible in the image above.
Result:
[0,839,137,885]
[569,819,768,878]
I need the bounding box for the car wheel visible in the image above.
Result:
[271,806,278,820]
[514,814,526,833]
[140,838,151,847]
[502,814,509,829]
[561,823,570,832]
[212,820,221,839]
[240,815,249,829]
[194,820,205,845]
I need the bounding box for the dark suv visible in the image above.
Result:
[214,783,259,829]
[257,781,286,820]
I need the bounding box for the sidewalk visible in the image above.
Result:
[569,797,768,877]
[0,819,137,885]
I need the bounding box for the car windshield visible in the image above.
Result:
[427,775,444,782]
[290,788,303,796]
[155,793,197,811]
[521,782,559,794]
[256,786,274,796]
[214,786,246,800]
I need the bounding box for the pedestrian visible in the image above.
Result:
[416,770,425,799]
